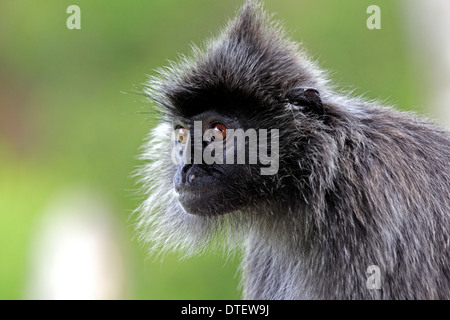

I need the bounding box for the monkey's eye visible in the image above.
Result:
[211,123,227,141]
[176,127,189,144]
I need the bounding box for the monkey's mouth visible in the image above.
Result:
[175,187,232,216]
[177,187,213,195]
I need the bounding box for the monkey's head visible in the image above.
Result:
[138,1,331,249]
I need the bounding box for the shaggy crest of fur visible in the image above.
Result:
[136,0,325,256]
[136,0,450,299]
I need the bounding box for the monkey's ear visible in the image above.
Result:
[284,87,324,116]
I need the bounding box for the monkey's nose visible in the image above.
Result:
[175,164,216,193]
[174,164,198,192]
[187,174,196,184]
[181,165,192,183]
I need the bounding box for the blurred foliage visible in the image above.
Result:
[0,0,429,299]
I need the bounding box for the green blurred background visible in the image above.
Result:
[0,0,443,299]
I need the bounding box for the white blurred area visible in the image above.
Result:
[26,188,129,300]
[403,0,450,129]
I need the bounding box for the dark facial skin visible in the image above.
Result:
[172,111,256,216]
[171,87,323,216]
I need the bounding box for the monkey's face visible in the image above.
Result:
[164,85,323,216]
[171,109,276,216]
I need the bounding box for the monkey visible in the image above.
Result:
[135,1,450,299]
